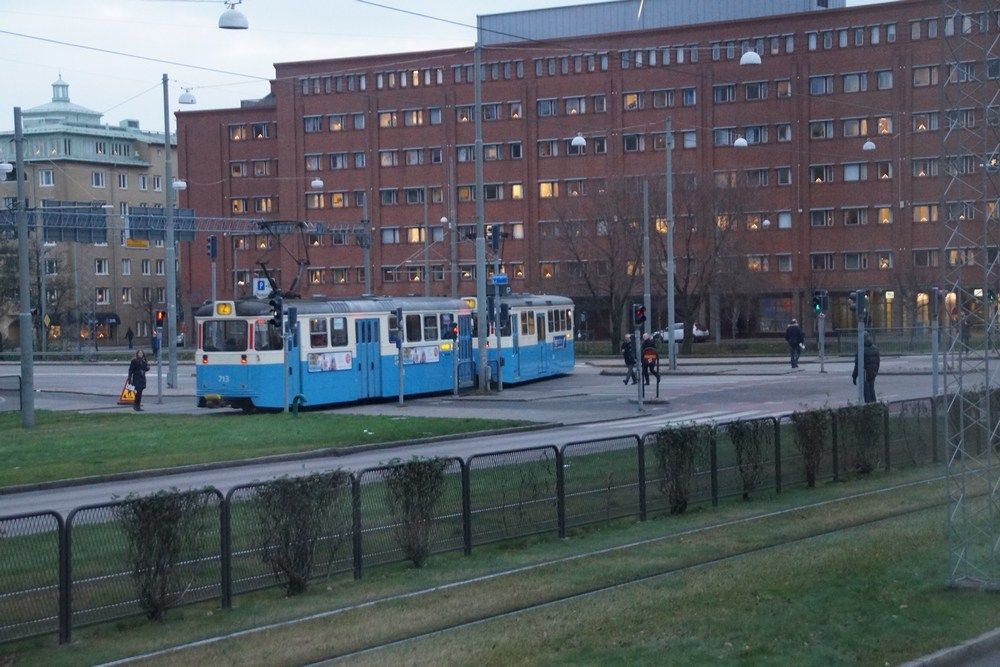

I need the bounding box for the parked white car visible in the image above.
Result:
[653,322,710,343]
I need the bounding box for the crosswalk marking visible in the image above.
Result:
[580,409,768,429]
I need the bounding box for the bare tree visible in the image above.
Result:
[547,178,647,350]
[650,176,756,353]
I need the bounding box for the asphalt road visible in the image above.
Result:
[0,354,952,517]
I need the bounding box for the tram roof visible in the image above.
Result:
[195,294,572,318]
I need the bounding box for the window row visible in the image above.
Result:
[228,122,273,141]
[808,207,895,227]
[299,73,367,96]
[809,251,894,272]
[805,23,897,52]
[229,159,274,178]
[304,112,366,133]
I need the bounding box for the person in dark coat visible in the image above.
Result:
[784,318,805,368]
[641,333,660,386]
[125,327,134,349]
[852,334,881,403]
[621,335,638,385]
[128,350,150,411]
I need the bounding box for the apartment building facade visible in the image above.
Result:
[175,0,999,336]
[0,77,178,347]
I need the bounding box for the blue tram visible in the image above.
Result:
[193,294,574,411]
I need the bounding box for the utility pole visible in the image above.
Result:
[13,106,35,428]
[665,117,677,371]
[473,42,489,391]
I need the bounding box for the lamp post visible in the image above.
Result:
[441,216,457,297]
[1,107,33,427]
[663,117,677,371]
[161,73,188,389]
[473,42,489,390]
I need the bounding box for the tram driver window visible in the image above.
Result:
[423,314,439,341]
[330,317,348,347]
[405,314,422,341]
[309,318,328,348]
[204,320,248,352]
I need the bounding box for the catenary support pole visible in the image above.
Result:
[13,106,34,428]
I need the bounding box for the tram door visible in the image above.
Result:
[355,319,382,399]
[510,313,521,379]
[536,312,549,372]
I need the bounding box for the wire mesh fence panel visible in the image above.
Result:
[833,404,889,477]
[356,459,465,570]
[886,398,936,468]
[643,425,715,516]
[468,447,559,546]
[0,512,61,642]
[561,436,641,528]
[714,418,778,502]
[227,474,352,597]
[834,327,933,357]
[779,411,834,489]
[67,490,221,630]
[0,375,20,413]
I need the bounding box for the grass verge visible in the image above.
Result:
[3,465,993,665]
[0,411,528,488]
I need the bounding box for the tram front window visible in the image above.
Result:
[203,320,248,352]
[254,320,283,350]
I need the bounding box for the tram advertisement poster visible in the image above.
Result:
[307,351,353,372]
[401,344,440,365]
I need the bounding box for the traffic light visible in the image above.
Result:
[849,290,868,316]
[155,310,166,327]
[632,303,647,327]
[490,224,502,252]
[206,235,218,260]
[989,289,997,303]
[812,289,828,314]
[268,294,283,330]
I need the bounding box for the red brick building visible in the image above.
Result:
[176,0,999,337]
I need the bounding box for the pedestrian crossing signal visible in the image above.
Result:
[632,303,646,326]
[155,310,166,327]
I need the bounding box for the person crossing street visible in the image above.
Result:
[784,318,805,369]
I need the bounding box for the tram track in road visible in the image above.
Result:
[101,475,948,666]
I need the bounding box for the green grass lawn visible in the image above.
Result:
[0,411,528,487]
[4,466,994,666]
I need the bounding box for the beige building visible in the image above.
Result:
[0,76,178,349]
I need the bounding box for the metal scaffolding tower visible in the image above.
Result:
[941,0,1000,590]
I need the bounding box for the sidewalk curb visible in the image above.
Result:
[903,626,1000,666]
[0,422,561,496]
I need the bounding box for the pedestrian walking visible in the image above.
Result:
[852,334,881,403]
[127,350,150,412]
[125,327,134,349]
[641,333,660,386]
[784,318,805,369]
[621,335,638,385]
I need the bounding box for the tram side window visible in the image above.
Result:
[566,309,573,332]
[547,310,554,332]
[330,317,348,347]
[405,314,422,341]
[521,310,536,336]
[253,320,281,350]
[309,317,328,348]
[423,314,439,341]
[440,313,456,338]
[204,320,248,352]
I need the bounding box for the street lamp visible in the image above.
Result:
[862,139,877,152]
[441,216,458,297]
[219,0,248,29]
[310,177,324,189]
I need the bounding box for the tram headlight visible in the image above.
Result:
[440,341,453,352]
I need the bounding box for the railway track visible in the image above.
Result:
[101,475,948,666]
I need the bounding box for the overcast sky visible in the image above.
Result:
[0,0,896,134]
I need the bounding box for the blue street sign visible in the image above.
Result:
[491,274,508,286]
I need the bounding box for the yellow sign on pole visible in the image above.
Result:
[125,239,149,249]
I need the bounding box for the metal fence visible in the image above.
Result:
[0,397,944,645]
[0,375,20,413]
